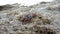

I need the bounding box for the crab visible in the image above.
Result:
[18,13,37,24]
[17,12,51,24]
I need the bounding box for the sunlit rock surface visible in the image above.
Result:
[0,1,60,34]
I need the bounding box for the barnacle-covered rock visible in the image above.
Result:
[17,12,51,25]
[41,19,51,24]
[17,12,38,24]
[33,25,57,34]
[16,31,32,34]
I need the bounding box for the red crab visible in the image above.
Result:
[21,13,37,24]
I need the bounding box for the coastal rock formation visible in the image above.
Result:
[0,1,60,34]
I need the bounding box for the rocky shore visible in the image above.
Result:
[0,1,60,34]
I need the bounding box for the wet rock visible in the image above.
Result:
[41,19,51,24]
[33,25,56,34]
[17,12,37,24]
[17,12,51,25]
[40,2,50,4]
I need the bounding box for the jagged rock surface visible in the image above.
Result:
[0,1,60,34]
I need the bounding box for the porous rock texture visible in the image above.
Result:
[0,1,60,34]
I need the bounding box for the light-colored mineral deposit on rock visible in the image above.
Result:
[0,1,60,34]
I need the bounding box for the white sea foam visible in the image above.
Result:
[0,0,53,6]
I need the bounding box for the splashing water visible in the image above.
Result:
[0,0,54,6]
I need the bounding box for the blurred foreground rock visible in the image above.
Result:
[0,1,60,34]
